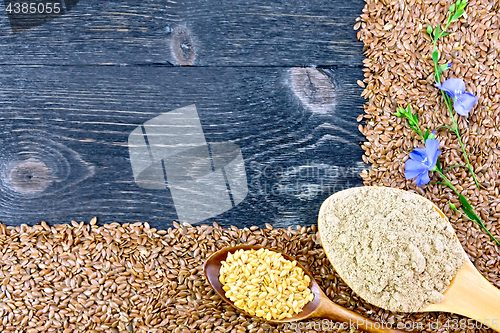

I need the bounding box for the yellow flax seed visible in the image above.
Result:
[218,248,314,320]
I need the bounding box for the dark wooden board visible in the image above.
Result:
[0,0,368,228]
[0,65,366,229]
[0,0,365,66]
[0,0,178,65]
[172,0,365,66]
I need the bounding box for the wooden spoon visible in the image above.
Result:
[318,186,500,333]
[204,245,407,333]
[420,202,500,332]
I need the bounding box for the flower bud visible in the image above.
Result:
[428,130,436,140]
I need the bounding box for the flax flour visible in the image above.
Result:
[318,186,465,312]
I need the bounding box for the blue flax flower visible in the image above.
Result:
[405,135,441,186]
[435,78,478,116]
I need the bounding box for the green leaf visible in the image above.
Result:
[426,25,433,35]
[458,194,473,211]
[452,10,465,21]
[411,109,418,120]
[407,118,417,127]
[459,194,481,222]
[434,25,440,41]
[460,206,480,223]
[457,0,467,10]
[409,111,419,127]
[432,50,440,64]
[440,32,450,37]
[449,3,456,12]
[395,107,405,117]
[423,128,430,141]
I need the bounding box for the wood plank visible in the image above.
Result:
[0,66,367,229]
[0,0,179,65]
[0,0,365,66]
[175,0,365,66]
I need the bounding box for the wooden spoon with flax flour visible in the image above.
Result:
[318,186,500,332]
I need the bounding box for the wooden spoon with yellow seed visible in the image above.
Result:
[204,245,407,333]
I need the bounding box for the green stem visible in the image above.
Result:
[435,124,455,132]
[483,226,500,247]
[444,164,468,171]
[455,127,481,188]
[435,55,481,189]
[415,127,425,140]
[435,169,500,246]
[435,169,460,196]
[433,43,441,83]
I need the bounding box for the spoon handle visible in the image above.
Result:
[315,293,407,333]
[423,260,500,332]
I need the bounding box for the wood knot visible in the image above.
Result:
[290,67,337,113]
[0,133,94,198]
[171,25,196,66]
[7,158,54,194]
